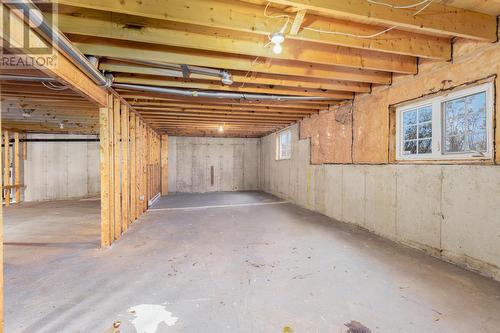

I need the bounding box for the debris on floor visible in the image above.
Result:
[128,304,178,333]
[345,320,371,333]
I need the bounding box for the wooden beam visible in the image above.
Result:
[14,132,20,203]
[99,95,111,247]
[267,0,498,41]
[3,131,10,207]
[53,0,452,59]
[113,76,353,99]
[121,103,129,232]
[2,4,108,106]
[99,61,371,93]
[290,9,307,35]
[58,14,417,73]
[161,134,168,196]
[72,38,392,84]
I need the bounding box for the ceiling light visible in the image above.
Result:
[59,122,64,129]
[271,32,285,44]
[220,70,233,85]
[218,125,224,133]
[272,43,283,54]
[270,32,285,55]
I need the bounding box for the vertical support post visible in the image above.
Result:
[121,104,130,232]
[99,98,111,247]
[130,112,137,222]
[108,96,115,242]
[0,99,4,331]
[143,124,147,211]
[161,134,168,196]
[113,97,122,240]
[4,131,10,207]
[14,132,20,203]
[22,133,27,160]
[135,119,141,219]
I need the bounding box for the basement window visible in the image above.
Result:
[276,129,292,160]
[396,82,494,161]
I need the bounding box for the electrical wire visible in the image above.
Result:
[303,0,433,39]
[41,81,69,90]
[264,2,290,34]
[367,0,430,9]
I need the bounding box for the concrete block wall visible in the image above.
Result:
[260,124,500,282]
[168,136,260,193]
[24,134,100,201]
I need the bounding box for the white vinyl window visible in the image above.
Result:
[276,129,291,160]
[396,82,494,161]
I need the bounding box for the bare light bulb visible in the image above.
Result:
[218,125,224,133]
[272,43,282,54]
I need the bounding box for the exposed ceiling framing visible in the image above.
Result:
[2,0,499,137]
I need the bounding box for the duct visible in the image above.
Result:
[112,83,336,101]
[109,58,229,81]
[4,1,111,88]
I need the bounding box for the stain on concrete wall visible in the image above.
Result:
[260,124,500,281]
[168,137,260,193]
[24,134,100,201]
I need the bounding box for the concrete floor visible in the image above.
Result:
[5,192,500,332]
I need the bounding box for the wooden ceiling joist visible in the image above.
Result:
[6,0,498,138]
[53,0,452,59]
[112,76,353,99]
[72,38,392,84]
[57,13,417,73]
[99,61,372,93]
[267,0,497,41]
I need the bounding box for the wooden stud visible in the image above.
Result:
[113,97,122,240]
[4,131,10,207]
[0,94,3,331]
[108,96,115,242]
[99,96,111,247]
[130,112,137,222]
[14,132,20,203]
[121,104,130,232]
[22,133,27,160]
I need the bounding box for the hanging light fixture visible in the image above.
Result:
[270,32,285,54]
[218,124,224,133]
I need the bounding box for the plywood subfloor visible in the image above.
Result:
[5,193,500,332]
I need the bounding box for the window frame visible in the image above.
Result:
[396,82,494,161]
[276,128,292,160]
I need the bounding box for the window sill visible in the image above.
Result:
[392,158,495,165]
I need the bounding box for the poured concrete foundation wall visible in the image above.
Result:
[168,136,260,193]
[24,134,99,201]
[260,124,500,281]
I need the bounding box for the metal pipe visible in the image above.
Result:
[112,83,336,101]
[5,1,111,87]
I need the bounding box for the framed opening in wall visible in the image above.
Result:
[395,82,494,161]
[276,128,292,160]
